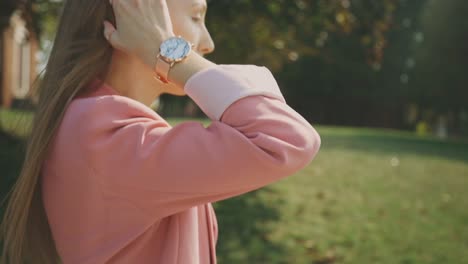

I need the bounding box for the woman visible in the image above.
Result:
[1,0,321,263]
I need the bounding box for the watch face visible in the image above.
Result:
[160,37,192,62]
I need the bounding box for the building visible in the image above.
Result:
[1,3,38,108]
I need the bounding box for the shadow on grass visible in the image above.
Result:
[320,130,468,162]
[213,188,287,264]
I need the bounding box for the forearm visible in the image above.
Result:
[168,52,217,88]
[142,49,216,89]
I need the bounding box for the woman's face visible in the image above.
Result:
[167,0,215,56]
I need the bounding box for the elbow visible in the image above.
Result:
[285,123,321,173]
[296,124,321,168]
[266,123,321,175]
[305,126,321,162]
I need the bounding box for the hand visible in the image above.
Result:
[104,0,175,68]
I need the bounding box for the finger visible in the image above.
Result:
[149,0,174,34]
[134,0,143,9]
[147,0,165,18]
[122,0,138,13]
[111,0,135,19]
[141,0,152,13]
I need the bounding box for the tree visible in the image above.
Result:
[411,0,468,112]
[403,0,468,135]
[0,0,20,32]
[26,0,437,129]
[202,0,403,127]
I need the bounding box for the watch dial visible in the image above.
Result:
[160,37,191,61]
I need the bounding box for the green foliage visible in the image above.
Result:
[20,0,467,129]
[206,0,398,71]
[0,109,33,138]
[410,0,468,112]
[204,0,420,127]
[30,0,62,40]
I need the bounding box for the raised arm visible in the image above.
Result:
[76,64,320,219]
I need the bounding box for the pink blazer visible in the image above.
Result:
[42,64,321,263]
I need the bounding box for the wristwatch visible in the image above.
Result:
[155,36,194,84]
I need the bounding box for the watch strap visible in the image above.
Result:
[155,55,171,84]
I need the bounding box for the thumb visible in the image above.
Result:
[103,21,122,49]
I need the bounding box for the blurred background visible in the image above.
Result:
[1,0,467,263]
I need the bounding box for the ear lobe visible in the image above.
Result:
[103,21,123,50]
[103,21,114,40]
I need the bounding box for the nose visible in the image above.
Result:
[197,26,215,55]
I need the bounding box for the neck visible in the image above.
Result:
[104,51,164,107]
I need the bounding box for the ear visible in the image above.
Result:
[103,20,123,50]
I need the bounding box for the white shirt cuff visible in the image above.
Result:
[184,64,286,121]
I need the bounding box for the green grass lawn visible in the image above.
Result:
[213,129,468,264]
[1,111,467,263]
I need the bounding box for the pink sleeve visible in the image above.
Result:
[81,65,321,219]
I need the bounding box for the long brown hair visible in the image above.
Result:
[1,1,115,263]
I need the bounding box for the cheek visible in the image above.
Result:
[171,17,199,43]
